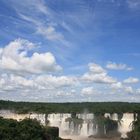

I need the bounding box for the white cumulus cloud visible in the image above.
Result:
[88,63,106,74]
[81,87,95,95]
[0,73,78,92]
[111,81,137,94]
[124,86,134,94]
[35,75,78,89]
[111,82,123,90]
[106,62,133,71]
[82,63,116,84]
[0,39,62,74]
[123,77,139,84]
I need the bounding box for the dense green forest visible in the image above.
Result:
[0,100,140,114]
[0,117,63,140]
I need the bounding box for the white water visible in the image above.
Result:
[0,110,135,139]
[118,113,134,138]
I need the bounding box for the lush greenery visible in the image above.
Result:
[0,117,46,140]
[0,100,140,114]
[0,117,62,140]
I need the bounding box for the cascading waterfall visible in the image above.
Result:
[47,113,72,136]
[0,110,135,139]
[29,113,46,125]
[80,121,88,136]
[111,113,118,121]
[118,113,134,138]
[0,110,29,121]
[87,121,94,135]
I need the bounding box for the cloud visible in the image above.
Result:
[14,0,70,46]
[88,63,106,74]
[81,87,95,95]
[82,63,116,84]
[37,25,64,41]
[0,39,139,101]
[0,73,78,92]
[111,82,123,90]
[106,62,133,71]
[56,90,75,97]
[0,73,38,92]
[136,88,140,94]
[10,0,49,15]
[82,73,117,84]
[35,75,78,89]
[0,39,62,74]
[19,14,65,42]
[123,77,139,84]
[0,72,79,102]
[124,86,134,94]
[1,0,140,102]
[111,82,136,94]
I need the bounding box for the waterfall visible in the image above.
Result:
[30,113,46,125]
[104,113,111,118]
[80,121,88,136]
[0,110,136,139]
[0,110,29,121]
[47,113,61,127]
[87,121,94,135]
[111,113,118,121]
[118,113,134,138]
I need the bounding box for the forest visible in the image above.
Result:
[0,100,140,114]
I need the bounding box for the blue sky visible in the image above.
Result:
[0,0,140,102]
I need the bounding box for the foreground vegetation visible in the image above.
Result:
[0,117,63,140]
[0,100,140,114]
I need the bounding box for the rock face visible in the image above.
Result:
[88,114,121,138]
[46,126,59,140]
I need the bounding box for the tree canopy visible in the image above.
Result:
[0,100,140,114]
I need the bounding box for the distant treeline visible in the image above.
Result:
[0,100,140,114]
